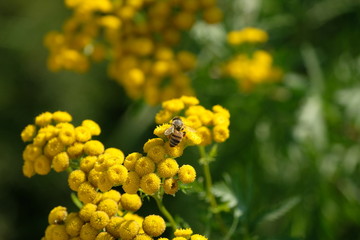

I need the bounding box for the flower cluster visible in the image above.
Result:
[44,0,223,105]
[21,108,213,239]
[155,96,230,146]
[223,27,282,92]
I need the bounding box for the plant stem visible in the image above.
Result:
[153,194,178,231]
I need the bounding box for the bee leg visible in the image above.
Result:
[183,131,186,137]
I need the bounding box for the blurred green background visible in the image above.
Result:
[1,0,360,239]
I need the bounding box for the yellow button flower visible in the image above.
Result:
[135,157,155,177]
[53,152,70,172]
[104,147,124,163]
[48,206,68,224]
[49,224,69,240]
[178,165,196,184]
[163,177,179,195]
[102,189,121,203]
[133,234,153,240]
[155,110,173,124]
[106,216,125,238]
[190,234,208,240]
[106,164,128,185]
[84,140,105,156]
[22,144,42,162]
[82,119,101,136]
[213,125,230,143]
[140,173,161,195]
[80,155,97,173]
[143,138,164,153]
[65,213,84,237]
[120,193,142,212]
[119,220,140,240]
[44,137,65,158]
[162,98,185,113]
[34,155,51,175]
[90,211,110,230]
[68,169,87,191]
[124,152,142,171]
[97,199,118,217]
[123,171,141,194]
[67,142,84,159]
[98,172,114,192]
[21,124,37,142]
[22,160,35,178]
[142,215,166,237]
[79,203,97,222]
[157,158,179,178]
[80,223,98,240]
[35,112,53,127]
[58,125,76,146]
[77,182,98,204]
[75,126,92,142]
[146,144,166,163]
[53,111,73,123]
[95,231,116,240]
[174,228,193,237]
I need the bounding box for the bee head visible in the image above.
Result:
[172,117,183,131]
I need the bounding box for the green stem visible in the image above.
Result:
[153,194,178,231]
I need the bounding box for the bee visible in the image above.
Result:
[164,117,187,147]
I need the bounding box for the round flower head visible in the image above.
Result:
[212,113,230,127]
[164,142,184,158]
[120,193,142,212]
[65,213,84,237]
[80,223,98,240]
[107,164,128,185]
[155,110,173,124]
[52,152,70,172]
[162,98,185,112]
[82,119,101,136]
[104,147,125,163]
[35,112,53,127]
[90,211,110,230]
[163,178,179,195]
[79,203,97,222]
[123,171,141,194]
[98,172,114,192]
[102,189,121,203]
[133,234,153,240]
[213,125,230,143]
[88,168,102,188]
[84,140,105,156]
[106,216,125,238]
[53,111,72,123]
[67,142,84,159]
[124,152,142,171]
[173,237,187,240]
[95,231,116,240]
[49,224,69,240]
[32,131,47,147]
[140,173,161,195]
[196,126,212,146]
[21,124,37,142]
[44,137,65,158]
[174,228,193,237]
[142,215,166,237]
[23,144,42,162]
[97,198,118,217]
[178,165,196,184]
[68,169,87,191]
[180,96,199,106]
[34,155,51,175]
[184,115,202,129]
[143,138,164,153]
[184,130,202,146]
[48,206,68,224]
[75,126,92,142]
[212,105,230,118]
[146,144,166,163]
[58,125,76,146]
[77,182,98,204]
[119,220,140,240]
[22,160,35,178]
[80,155,97,173]
[135,157,155,177]
[157,158,179,178]
[191,234,208,240]
[153,123,171,139]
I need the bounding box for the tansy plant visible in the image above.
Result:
[20,96,230,240]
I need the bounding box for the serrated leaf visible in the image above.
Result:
[211,181,238,209]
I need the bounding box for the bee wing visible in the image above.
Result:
[164,126,175,136]
[184,126,196,132]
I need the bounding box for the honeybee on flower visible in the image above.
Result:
[164,117,196,147]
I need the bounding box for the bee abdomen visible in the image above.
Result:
[169,134,182,147]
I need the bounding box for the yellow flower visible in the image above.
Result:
[212,105,230,118]
[90,211,110,230]
[75,126,92,142]
[190,234,208,240]
[44,137,65,158]
[153,123,171,139]
[33,132,47,147]
[196,126,212,146]
[34,155,51,175]
[77,182,98,204]
[119,220,140,240]
[157,158,179,178]
[84,140,105,156]
[53,152,70,172]
[173,237,187,240]
[22,160,35,178]
[97,199,118,217]
[155,110,173,124]
[143,138,164,153]
[140,173,161,195]
[98,172,114,192]
[23,144,42,162]
[180,96,199,106]
[53,111,73,123]
[133,234,153,240]
[177,51,197,71]
[64,213,83,237]
[80,155,97,173]
[21,124,37,142]
[184,130,202,146]
[203,6,223,24]
[95,231,116,240]
[88,169,102,188]
[82,119,101,136]
[162,98,185,113]
[147,145,166,163]
[106,164,128,185]
[164,142,184,158]
[58,125,76,146]
[120,193,142,212]
[123,171,141,194]
[213,125,230,143]
[35,112,53,127]
[68,169,87,191]
[212,113,230,127]
[135,157,155,177]
[104,147,124,163]
[178,165,196,184]
[79,203,97,222]
[80,223,98,240]
[102,189,121,203]
[106,216,125,238]
[124,152,143,171]
[163,178,178,195]
[48,206,68,224]
[142,215,166,237]
[49,224,69,240]
[67,142,84,159]
[174,228,193,237]
[183,115,202,129]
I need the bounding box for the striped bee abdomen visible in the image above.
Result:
[169,132,183,147]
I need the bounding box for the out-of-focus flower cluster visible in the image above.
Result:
[155,96,230,146]
[21,108,211,239]
[223,27,283,92]
[44,0,223,105]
